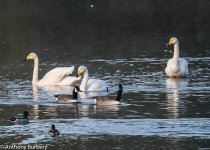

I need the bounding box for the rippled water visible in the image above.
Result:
[1,1,210,149]
[1,119,210,144]
[0,52,210,149]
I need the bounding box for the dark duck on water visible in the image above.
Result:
[48,124,60,137]
[10,111,30,125]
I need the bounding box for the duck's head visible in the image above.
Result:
[167,37,178,46]
[24,52,38,61]
[76,66,87,77]
[51,124,56,130]
[49,124,59,137]
[23,111,30,118]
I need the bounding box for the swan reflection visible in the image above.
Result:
[165,78,188,118]
[32,85,74,100]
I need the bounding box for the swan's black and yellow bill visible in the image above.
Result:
[24,55,30,61]
[166,39,173,48]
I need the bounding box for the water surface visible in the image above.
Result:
[0,0,210,149]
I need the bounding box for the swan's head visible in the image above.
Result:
[168,37,178,45]
[77,66,88,77]
[25,52,38,61]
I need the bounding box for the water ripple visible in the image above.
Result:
[0,118,210,144]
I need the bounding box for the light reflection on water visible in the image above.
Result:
[165,78,189,118]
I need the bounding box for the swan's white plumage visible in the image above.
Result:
[85,79,108,91]
[165,58,188,78]
[77,66,108,91]
[25,52,80,86]
[165,37,188,78]
[38,67,79,85]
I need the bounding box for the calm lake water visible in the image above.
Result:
[0,1,210,149]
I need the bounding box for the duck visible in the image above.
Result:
[10,111,30,125]
[48,124,60,137]
[165,37,188,78]
[76,66,108,91]
[92,84,123,105]
[24,52,81,86]
[55,86,80,104]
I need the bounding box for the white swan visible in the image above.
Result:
[25,52,80,86]
[165,37,188,78]
[76,66,109,91]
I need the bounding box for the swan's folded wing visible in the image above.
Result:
[59,76,81,86]
[42,66,75,81]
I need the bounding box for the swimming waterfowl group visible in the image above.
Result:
[24,37,188,87]
[54,84,123,105]
[8,37,188,137]
[22,37,189,107]
[10,111,60,137]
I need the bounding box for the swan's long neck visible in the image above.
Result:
[80,70,89,91]
[173,42,179,62]
[32,58,39,85]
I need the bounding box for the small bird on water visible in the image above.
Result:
[10,111,30,125]
[48,124,60,137]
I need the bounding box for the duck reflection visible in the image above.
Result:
[165,78,188,118]
[57,101,122,118]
